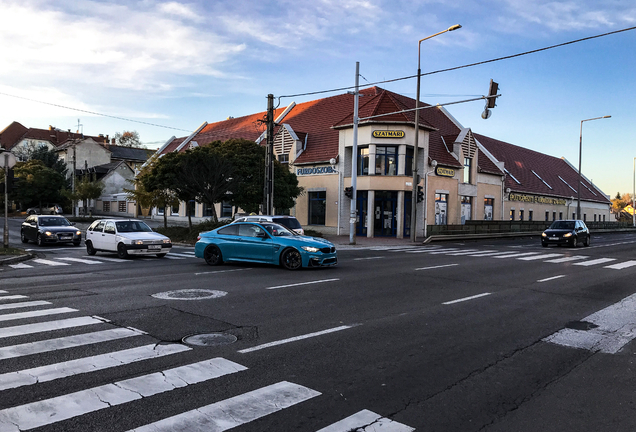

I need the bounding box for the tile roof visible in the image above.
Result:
[0,121,108,151]
[104,144,153,162]
[475,133,609,203]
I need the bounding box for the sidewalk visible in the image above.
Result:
[322,234,422,250]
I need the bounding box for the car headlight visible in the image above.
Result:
[76,230,82,236]
[163,239,171,244]
[541,233,547,237]
[131,240,144,245]
[563,233,572,238]
[302,246,320,253]
[44,231,53,236]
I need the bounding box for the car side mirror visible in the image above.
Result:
[256,231,268,238]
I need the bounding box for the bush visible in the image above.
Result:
[156,220,230,244]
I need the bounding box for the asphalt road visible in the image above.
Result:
[1,222,636,431]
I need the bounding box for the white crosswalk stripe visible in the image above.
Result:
[166,252,196,258]
[573,258,616,266]
[517,253,563,261]
[0,295,28,301]
[0,316,105,339]
[316,409,415,432]
[57,257,104,264]
[0,300,50,311]
[0,307,77,323]
[544,255,588,263]
[604,260,636,270]
[8,263,32,269]
[163,255,185,260]
[32,258,70,266]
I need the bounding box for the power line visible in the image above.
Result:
[0,91,194,133]
[278,25,636,100]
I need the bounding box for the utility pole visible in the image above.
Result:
[72,143,77,217]
[349,62,360,244]
[3,152,8,249]
[263,94,275,215]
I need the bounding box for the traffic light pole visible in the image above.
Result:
[3,152,8,249]
[349,62,359,245]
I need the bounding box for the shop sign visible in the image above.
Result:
[372,130,405,139]
[435,167,455,178]
[509,193,566,206]
[296,166,336,176]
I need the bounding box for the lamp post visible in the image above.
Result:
[576,115,610,220]
[633,157,635,227]
[410,24,461,242]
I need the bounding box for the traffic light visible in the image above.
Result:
[486,79,499,109]
[417,185,424,203]
[6,168,15,191]
[344,186,353,199]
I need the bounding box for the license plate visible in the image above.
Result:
[147,244,161,250]
[549,237,559,240]
[60,236,72,240]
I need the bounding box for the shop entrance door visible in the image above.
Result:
[374,191,397,236]
[356,191,368,237]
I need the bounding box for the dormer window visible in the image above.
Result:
[463,157,472,184]
[278,154,289,164]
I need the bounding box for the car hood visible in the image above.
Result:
[117,232,170,241]
[40,226,78,232]
[278,236,335,248]
[543,229,574,235]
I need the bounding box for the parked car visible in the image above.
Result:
[21,215,81,246]
[195,222,337,270]
[231,215,304,235]
[541,219,590,247]
[85,219,172,258]
[26,204,63,215]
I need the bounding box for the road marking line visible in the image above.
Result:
[89,256,135,262]
[0,295,29,301]
[415,263,459,271]
[239,325,353,353]
[195,268,252,276]
[126,381,319,432]
[427,248,460,254]
[538,275,567,283]
[573,257,616,266]
[405,247,457,254]
[163,255,185,260]
[0,316,106,340]
[469,251,517,257]
[0,307,77,322]
[517,253,563,261]
[354,256,385,261]
[0,290,5,293]
[0,358,247,431]
[8,263,32,269]
[544,255,588,263]
[492,252,541,259]
[31,258,70,266]
[443,292,491,305]
[0,328,143,360]
[0,300,51,311]
[164,252,194,258]
[56,257,104,265]
[605,260,636,270]
[316,409,415,432]
[447,249,483,255]
[266,278,340,290]
[0,344,191,391]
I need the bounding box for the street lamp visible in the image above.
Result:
[577,115,610,220]
[410,24,461,242]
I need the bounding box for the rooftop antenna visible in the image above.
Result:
[76,119,83,137]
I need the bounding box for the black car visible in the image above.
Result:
[541,219,590,247]
[21,215,82,246]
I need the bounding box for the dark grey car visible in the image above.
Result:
[541,219,590,247]
[21,215,82,246]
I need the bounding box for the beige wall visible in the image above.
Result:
[295,171,339,227]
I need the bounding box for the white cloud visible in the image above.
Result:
[158,1,202,22]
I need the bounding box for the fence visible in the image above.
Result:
[426,220,636,237]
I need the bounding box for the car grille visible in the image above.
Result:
[320,247,336,253]
[143,240,163,245]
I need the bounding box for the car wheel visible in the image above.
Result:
[204,245,223,266]
[584,235,591,247]
[86,241,96,256]
[156,253,166,258]
[36,234,44,247]
[20,231,29,244]
[117,243,129,259]
[27,210,35,215]
[73,241,81,247]
[541,242,548,247]
[571,237,578,248]
[281,248,302,270]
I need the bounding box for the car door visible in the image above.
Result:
[86,220,106,250]
[236,223,273,262]
[23,216,36,241]
[213,224,240,260]
[101,221,118,251]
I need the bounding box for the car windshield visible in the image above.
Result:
[273,217,302,230]
[116,221,153,233]
[39,217,70,227]
[550,221,575,230]
[261,222,296,236]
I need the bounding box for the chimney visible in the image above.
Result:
[111,138,116,144]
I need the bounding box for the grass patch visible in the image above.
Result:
[0,247,27,256]
[156,220,230,244]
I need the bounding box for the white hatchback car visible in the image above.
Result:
[85,219,172,258]
[231,215,304,235]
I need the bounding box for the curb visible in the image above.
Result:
[0,252,36,266]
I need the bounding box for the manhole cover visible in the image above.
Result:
[151,289,227,300]
[183,333,238,346]
[565,320,599,331]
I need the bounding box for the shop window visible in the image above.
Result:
[309,191,326,225]
[484,198,494,220]
[375,147,398,176]
[157,206,164,215]
[203,203,214,217]
[510,209,515,221]
[529,210,533,221]
[103,201,110,212]
[519,210,524,221]
[171,204,180,216]
[221,201,233,218]
[187,200,196,218]
[435,194,447,225]
[358,148,369,176]
[461,196,472,224]
[405,148,414,176]
[118,201,126,213]
[463,157,472,184]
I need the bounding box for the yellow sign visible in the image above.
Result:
[509,193,567,206]
[435,167,455,178]
[372,130,405,139]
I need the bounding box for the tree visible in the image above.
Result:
[114,131,144,148]
[611,192,633,214]
[12,160,66,209]
[30,146,69,179]
[65,177,103,217]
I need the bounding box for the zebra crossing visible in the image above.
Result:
[370,245,636,271]
[7,250,198,270]
[0,293,415,431]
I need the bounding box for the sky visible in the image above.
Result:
[0,0,634,198]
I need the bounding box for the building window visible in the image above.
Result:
[308,191,326,225]
[358,148,369,176]
[187,200,196,218]
[118,201,126,213]
[464,157,472,184]
[552,211,556,221]
[559,212,563,220]
[461,196,472,224]
[519,210,524,221]
[572,212,576,220]
[405,148,414,176]
[203,203,214,217]
[529,210,533,221]
[583,213,586,221]
[510,209,515,221]
[484,198,494,220]
[103,201,110,212]
[157,206,164,215]
[603,214,606,222]
[545,211,549,221]
[221,201,233,218]
[172,204,180,216]
[435,194,447,225]
[594,214,597,222]
[277,154,289,164]
[375,147,398,176]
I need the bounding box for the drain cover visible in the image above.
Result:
[151,289,227,300]
[183,333,238,346]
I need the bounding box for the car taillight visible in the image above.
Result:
[197,235,201,241]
